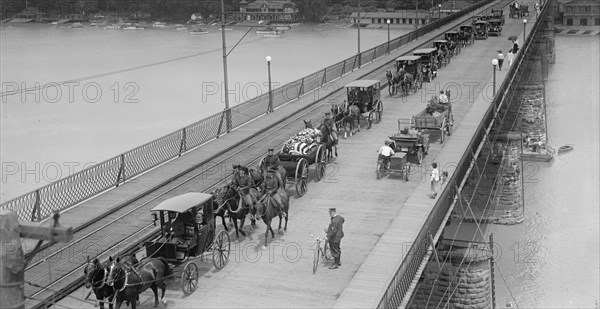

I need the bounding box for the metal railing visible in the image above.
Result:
[3,0,493,222]
[376,1,549,307]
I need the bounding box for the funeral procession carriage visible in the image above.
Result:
[412,48,439,82]
[344,80,384,129]
[260,128,328,197]
[145,192,231,295]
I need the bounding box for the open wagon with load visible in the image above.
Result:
[407,96,453,143]
[261,128,328,196]
[145,192,230,295]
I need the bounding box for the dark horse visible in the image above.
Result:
[213,182,250,238]
[255,173,290,246]
[303,119,338,161]
[106,256,172,309]
[331,101,360,139]
[386,70,403,96]
[84,256,114,309]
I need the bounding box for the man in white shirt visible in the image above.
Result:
[378,141,395,170]
[497,51,505,71]
[438,90,449,104]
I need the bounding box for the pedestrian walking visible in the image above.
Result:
[497,50,505,71]
[430,162,440,198]
[507,49,514,67]
[326,208,345,269]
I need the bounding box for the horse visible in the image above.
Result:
[232,164,262,189]
[400,72,414,96]
[342,100,361,138]
[106,256,172,309]
[84,257,114,309]
[386,70,401,96]
[304,119,338,160]
[255,175,290,246]
[213,183,250,237]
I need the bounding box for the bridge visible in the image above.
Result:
[1,0,555,307]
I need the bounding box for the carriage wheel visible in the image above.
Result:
[212,230,230,270]
[417,147,424,165]
[295,158,309,196]
[312,245,320,274]
[323,241,332,260]
[440,120,447,144]
[316,145,327,180]
[181,262,199,295]
[377,100,383,123]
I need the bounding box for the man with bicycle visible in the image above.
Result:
[326,208,345,269]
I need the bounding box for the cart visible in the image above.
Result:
[474,20,489,39]
[432,40,452,66]
[345,80,384,129]
[409,104,453,143]
[459,25,474,45]
[145,192,231,295]
[444,31,462,55]
[488,19,502,36]
[491,9,505,25]
[376,152,410,181]
[390,120,430,164]
[413,48,439,82]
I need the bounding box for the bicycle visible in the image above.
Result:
[310,233,332,274]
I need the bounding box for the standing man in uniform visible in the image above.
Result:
[326,208,345,269]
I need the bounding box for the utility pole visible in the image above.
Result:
[0,210,72,309]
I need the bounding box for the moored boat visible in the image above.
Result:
[558,144,574,154]
[522,145,554,162]
[189,28,208,35]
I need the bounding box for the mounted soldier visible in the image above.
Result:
[264,148,285,190]
[236,166,259,213]
[260,166,286,218]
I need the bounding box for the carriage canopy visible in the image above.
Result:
[444,31,459,41]
[151,192,213,213]
[345,80,380,89]
[345,80,381,111]
[459,25,473,33]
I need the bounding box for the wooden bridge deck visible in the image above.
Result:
[50,2,540,307]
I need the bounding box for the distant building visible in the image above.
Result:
[562,0,600,25]
[238,0,299,23]
[12,7,46,22]
[350,11,435,26]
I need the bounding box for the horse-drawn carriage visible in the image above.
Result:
[491,8,505,25]
[390,120,430,165]
[413,48,439,82]
[474,20,489,39]
[488,19,503,36]
[432,39,452,66]
[444,31,462,54]
[459,25,474,46]
[509,3,529,18]
[395,55,423,93]
[344,80,383,130]
[145,193,231,294]
[263,128,328,196]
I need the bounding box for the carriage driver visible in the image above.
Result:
[236,166,258,212]
[438,90,449,104]
[377,141,395,170]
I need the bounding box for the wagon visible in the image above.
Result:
[432,40,452,66]
[491,9,505,25]
[390,120,430,164]
[410,104,453,143]
[395,55,423,91]
[474,20,489,39]
[345,80,383,129]
[413,48,439,82]
[488,19,502,36]
[459,25,474,45]
[145,192,230,295]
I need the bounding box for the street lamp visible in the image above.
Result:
[523,19,527,40]
[357,2,362,67]
[387,19,390,54]
[438,4,442,20]
[492,58,498,97]
[266,56,273,114]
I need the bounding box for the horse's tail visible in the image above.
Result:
[158,257,172,278]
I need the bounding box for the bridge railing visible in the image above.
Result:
[2,0,492,222]
[376,1,550,307]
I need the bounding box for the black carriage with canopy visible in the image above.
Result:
[474,20,489,39]
[345,80,384,129]
[146,192,231,295]
[488,19,502,36]
[395,55,423,90]
[432,39,452,65]
[413,48,439,82]
[491,9,505,25]
[459,25,474,45]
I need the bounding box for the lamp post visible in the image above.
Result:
[492,58,498,97]
[387,19,390,54]
[523,19,527,40]
[357,2,362,67]
[438,4,442,20]
[266,56,273,113]
[220,0,231,133]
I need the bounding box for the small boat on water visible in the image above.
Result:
[264,34,281,38]
[123,26,144,30]
[70,22,83,28]
[152,21,166,28]
[104,24,120,30]
[256,27,281,34]
[522,145,554,162]
[558,144,574,154]
[176,27,188,30]
[189,28,208,35]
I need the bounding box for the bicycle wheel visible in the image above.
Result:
[323,241,332,260]
[313,244,320,274]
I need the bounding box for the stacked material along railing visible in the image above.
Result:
[1,0,493,222]
[377,1,549,308]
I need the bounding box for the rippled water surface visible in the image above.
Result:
[1,23,409,201]
[489,35,600,308]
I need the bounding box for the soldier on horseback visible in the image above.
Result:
[264,148,284,188]
[236,166,259,213]
[321,112,338,142]
[260,166,287,218]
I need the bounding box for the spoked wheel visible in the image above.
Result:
[376,162,383,180]
[181,261,199,295]
[295,158,309,196]
[417,147,424,165]
[440,119,447,144]
[212,230,230,270]
[425,139,430,155]
[403,163,411,182]
[377,100,383,123]
[447,118,453,136]
[313,245,320,274]
[315,145,326,181]
[323,241,332,260]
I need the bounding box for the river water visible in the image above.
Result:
[0,22,409,202]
